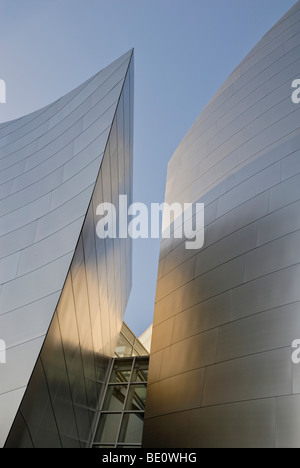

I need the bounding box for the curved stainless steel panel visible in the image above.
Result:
[144,1,300,449]
[0,50,134,447]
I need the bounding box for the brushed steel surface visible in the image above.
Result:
[0,389,27,448]
[145,368,205,418]
[144,2,300,448]
[1,50,134,447]
[276,395,300,448]
[188,399,276,448]
[202,348,292,406]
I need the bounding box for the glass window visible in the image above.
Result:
[103,385,128,411]
[118,413,144,444]
[94,413,122,444]
[125,385,147,411]
[117,446,141,449]
[110,360,133,383]
[115,334,133,358]
[134,340,148,356]
[93,445,115,449]
[91,356,149,448]
[132,359,149,382]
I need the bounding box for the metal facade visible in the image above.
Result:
[144,2,300,448]
[0,50,134,447]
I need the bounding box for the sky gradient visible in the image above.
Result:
[0,0,296,335]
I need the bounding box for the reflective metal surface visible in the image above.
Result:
[1,50,134,447]
[144,2,300,448]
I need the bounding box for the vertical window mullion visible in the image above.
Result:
[89,357,114,448]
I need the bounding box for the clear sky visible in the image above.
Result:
[0,0,297,335]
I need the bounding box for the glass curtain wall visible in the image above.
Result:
[91,357,149,449]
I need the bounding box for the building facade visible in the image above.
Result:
[91,356,149,449]
[144,1,300,448]
[115,322,150,359]
[91,324,149,450]
[0,50,134,448]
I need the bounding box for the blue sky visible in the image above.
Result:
[0,0,296,335]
